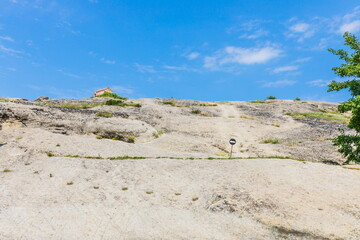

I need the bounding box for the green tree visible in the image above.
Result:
[328,32,360,164]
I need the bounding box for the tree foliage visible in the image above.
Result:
[328,32,360,163]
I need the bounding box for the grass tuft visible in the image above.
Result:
[260,138,280,144]
[96,112,113,118]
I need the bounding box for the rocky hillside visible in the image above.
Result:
[0,97,353,163]
[1,97,359,240]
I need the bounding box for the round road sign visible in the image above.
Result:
[229,138,236,145]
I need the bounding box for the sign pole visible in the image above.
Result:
[229,138,236,158]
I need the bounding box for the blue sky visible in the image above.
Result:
[0,0,360,101]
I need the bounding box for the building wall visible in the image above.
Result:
[94,89,112,97]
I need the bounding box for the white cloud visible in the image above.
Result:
[100,58,115,65]
[294,57,311,63]
[0,44,22,55]
[262,80,296,88]
[239,29,268,39]
[163,65,199,72]
[186,52,200,60]
[287,22,315,42]
[273,65,299,73]
[204,46,282,70]
[134,63,157,73]
[307,79,330,87]
[0,36,14,42]
[339,20,360,33]
[290,23,310,33]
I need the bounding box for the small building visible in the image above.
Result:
[94,88,113,97]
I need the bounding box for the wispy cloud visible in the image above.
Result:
[228,19,268,39]
[339,20,360,34]
[0,44,22,56]
[239,29,268,39]
[100,58,115,65]
[134,63,157,73]
[294,57,311,63]
[163,65,200,72]
[204,46,282,70]
[287,22,315,42]
[57,69,81,79]
[273,65,299,73]
[262,80,296,88]
[0,36,14,42]
[337,6,360,34]
[307,79,330,87]
[88,51,115,64]
[186,52,200,60]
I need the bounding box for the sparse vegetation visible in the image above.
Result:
[49,173,53,178]
[0,97,9,102]
[122,187,128,191]
[93,186,99,189]
[175,193,181,196]
[67,181,74,185]
[3,169,12,172]
[161,101,190,107]
[96,112,113,118]
[24,162,31,166]
[56,144,60,147]
[33,171,39,174]
[105,99,141,107]
[96,136,103,139]
[272,123,281,127]
[294,97,301,101]
[285,112,350,124]
[126,136,135,143]
[65,154,81,158]
[240,115,261,121]
[146,191,153,194]
[199,103,218,107]
[191,109,201,114]
[192,197,199,201]
[249,100,268,103]
[153,130,164,138]
[110,156,146,160]
[260,138,280,144]
[43,102,105,109]
[98,92,128,100]
[47,152,55,157]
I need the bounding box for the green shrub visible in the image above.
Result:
[327,32,360,163]
[3,169,12,172]
[105,99,126,106]
[191,109,201,114]
[47,152,55,157]
[98,92,128,100]
[126,136,135,143]
[294,97,301,101]
[267,96,277,100]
